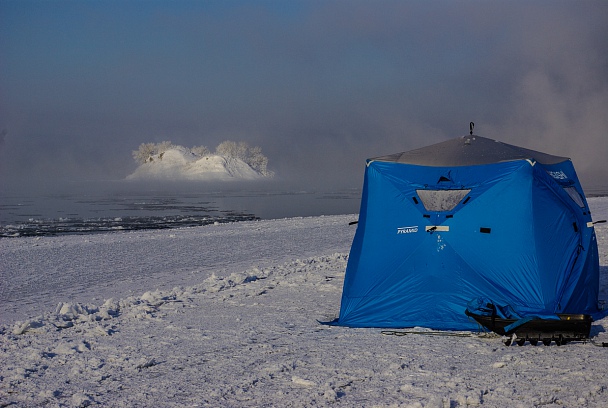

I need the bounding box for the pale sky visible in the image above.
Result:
[1,0,607,190]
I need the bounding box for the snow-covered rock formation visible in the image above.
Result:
[127,146,269,181]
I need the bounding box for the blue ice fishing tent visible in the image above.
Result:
[337,134,601,330]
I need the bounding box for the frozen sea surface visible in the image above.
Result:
[0,183,361,238]
[0,198,607,407]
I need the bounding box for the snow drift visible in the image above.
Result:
[1,200,607,407]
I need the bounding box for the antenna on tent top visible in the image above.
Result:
[469,122,474,135]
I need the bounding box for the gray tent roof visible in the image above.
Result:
[371,135,570,167]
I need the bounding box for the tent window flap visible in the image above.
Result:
[416,189,471,212]
[563,186,585,208]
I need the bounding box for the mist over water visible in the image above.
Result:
[1,1,607,229]
[1,1,607,195]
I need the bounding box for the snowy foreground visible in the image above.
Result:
[1,198,608,407]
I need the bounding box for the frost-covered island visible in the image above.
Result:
[127,140,274,181]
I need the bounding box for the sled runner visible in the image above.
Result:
[465,301,592,346]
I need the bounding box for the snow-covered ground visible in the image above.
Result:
[1,198,607,407]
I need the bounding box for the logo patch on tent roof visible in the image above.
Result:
[547,170,568,180]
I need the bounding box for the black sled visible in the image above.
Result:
[465,308,592,346]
